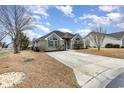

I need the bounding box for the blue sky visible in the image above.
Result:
[3,5,124,43]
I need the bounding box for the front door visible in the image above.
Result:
[64,39,70,50]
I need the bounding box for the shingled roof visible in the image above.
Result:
[107,31,124,39]
[36,30,75,41]
[85,31,124,39]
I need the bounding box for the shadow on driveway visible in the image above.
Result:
[106,72,124,88]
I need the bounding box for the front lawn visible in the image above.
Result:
[77,48,124,59]
[0,51,79,88]
[0,52,9,57]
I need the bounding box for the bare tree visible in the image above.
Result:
[0,32,6,42]
[0,5,32,53]
[89,26,106,51]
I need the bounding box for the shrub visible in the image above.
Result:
[105,43,113,48]
[93,46,96,48]
[57,44,65,50]
[73,44,83,49]
[35,47,40,52]
[113,44,120,48]
[121,46,124,48]
[32,46,40,52]
[105,43,121,48]
[86,46,88,49]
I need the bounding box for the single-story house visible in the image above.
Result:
[84,31,124,48]
[7,42,14,50]
[33,30,84,51]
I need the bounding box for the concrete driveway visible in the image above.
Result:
[46,50,124,88]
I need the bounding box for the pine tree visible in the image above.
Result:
[19,32,29,50]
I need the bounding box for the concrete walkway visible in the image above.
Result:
[46,51,124,88]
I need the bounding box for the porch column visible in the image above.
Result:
[70,40,72,49]
[65,40,67,50]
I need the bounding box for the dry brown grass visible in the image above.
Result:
[0,51,79,88]
[0,52,9,57]
[77,48,124,59]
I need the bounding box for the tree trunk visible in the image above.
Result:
[13,41,19,54]
[98,46,100,51]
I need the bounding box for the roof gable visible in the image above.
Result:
[71,34,82,40]
[37,30,75,41]
[63,32,75,39]
[45,32,62,40]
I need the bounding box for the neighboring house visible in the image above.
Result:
[0,42,2,50]
[28,41,34,49]
[84,31,124,48]
[7,42,14,50]
[34,30,84,51]
[0,42,13,52]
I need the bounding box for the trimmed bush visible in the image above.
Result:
[113,44,120,48]
[105,43,121,48]
[73,44,83,49]
[86,46,89,49]
[33,47,40,52]
[121,46,124,48]
[93,46,96,48]
[105,43,113,48]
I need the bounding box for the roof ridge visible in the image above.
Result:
[108,31,124,34]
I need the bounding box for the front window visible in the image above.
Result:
[73,38,82,49]
[74,38,80,44]
[48,34,59,48]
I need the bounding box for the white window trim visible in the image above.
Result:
[47,34,59,48]
[48,40,58,48]
[72,34,82,45]
[74,38,81,44]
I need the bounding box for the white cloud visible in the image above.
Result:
[88,23,94,27]
[107,12,123,22]
[23,30,41,40]
[28,5,49,17]
[32,15,41,20]
[117,23,124,30]
[79,14,110,26]
[58,28,72,33]
[55,6,74,17]
[99,6,119,12]
[45,22,51,26]
[35,24,50,33]
[79,6,124,27]
[77,29,91,37]
[79,12,124,27]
